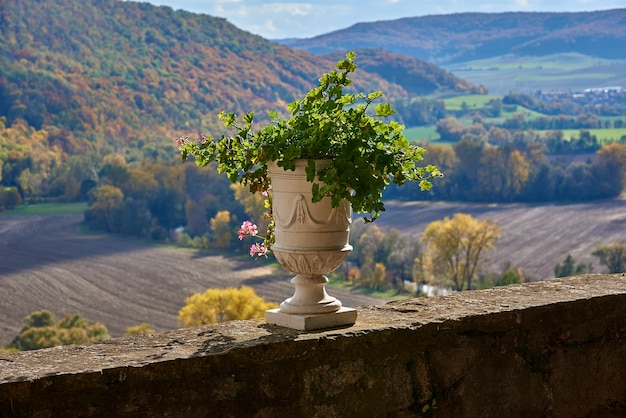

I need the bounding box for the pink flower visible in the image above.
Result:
[174,136,186,147]
[238,221,258,240]
[260,184,272,197]
[197,135,207,143]
[249,243,268,258]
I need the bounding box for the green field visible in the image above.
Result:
[443,53,626,96]
[442,94,499,110]
[0,202,88,216]
[404,126,439,142]
[405,125,626,146]
[454,53,611,71]
[536,128,626,143]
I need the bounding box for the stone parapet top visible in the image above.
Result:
[1,274,624,384]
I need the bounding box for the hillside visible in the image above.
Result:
[281,10,626,64]
[0,0,480,155]
[0,0,334,148]
[323,49,486,96]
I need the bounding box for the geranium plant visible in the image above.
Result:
[176,51,442,255]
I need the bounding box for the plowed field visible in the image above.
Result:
[0,214,386,345]
[2,198,625,346]
[378,198,626,281]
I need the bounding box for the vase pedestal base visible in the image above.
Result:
[265,307,357,331]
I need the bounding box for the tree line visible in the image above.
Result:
[503,92,626,118]
[555,243,626,277]
[387,124,626,203]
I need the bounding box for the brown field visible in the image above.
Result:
[1,198,625,346]
[377,198,626,281]
[0,214,387,346]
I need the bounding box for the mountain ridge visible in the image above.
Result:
[280,9,626,64]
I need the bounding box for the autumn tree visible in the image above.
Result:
[424,145,458,174]
[185,198,210,237]
[596,143,626,193]
[360,262,390,291]
[436,117,466,143]
[122,167,159,200]
[98,154,129,187]
[6,310,110,351]
[592,243,626,273]
[178,286,278,327]
[230,183,268,226]
[84,184,124,232]
[421,213,501,291]
[210,210,234,248]
[487,127,511,146]
[452,139,484,196]
[343,221,424,291]
[355,223,386,267]
[477,147,530,201]
[125,323,156,336]
[0,186,22,210]
[349,223,389,290]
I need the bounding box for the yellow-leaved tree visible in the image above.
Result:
[421,213,501,291]
[230,183,267,225]
[85,184,124,232]
[178,286,278,327]
[125,323,156,336]
[6,310,110,351]
[210,210,234,249]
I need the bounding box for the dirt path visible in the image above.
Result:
[0,214,387,345]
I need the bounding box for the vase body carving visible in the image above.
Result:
[265,160,357,330]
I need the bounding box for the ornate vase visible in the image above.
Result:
[264,160,357,330]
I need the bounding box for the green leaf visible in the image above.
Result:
[243,112,254,124]
[367,91,383,101]
[374,103,395,117]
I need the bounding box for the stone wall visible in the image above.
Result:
[2,274,626,417]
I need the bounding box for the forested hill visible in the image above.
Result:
[0,0,334,148]
[323,49,486,96]
[0,0,480,155]
[282,9,626,64]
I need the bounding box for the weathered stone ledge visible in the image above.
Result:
[1,274,626,417]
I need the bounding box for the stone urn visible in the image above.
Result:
[264,160,357,330]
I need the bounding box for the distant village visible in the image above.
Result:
[533,86,625,107]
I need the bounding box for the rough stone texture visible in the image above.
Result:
[1,274,626,417]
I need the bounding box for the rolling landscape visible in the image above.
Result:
[1,196,625,346]
[1,0,626,348]
[0,211,388,345]
[282,9,626,95]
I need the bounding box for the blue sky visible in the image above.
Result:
[137,0,625,39]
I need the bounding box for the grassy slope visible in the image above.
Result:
[0,202,88,216]
[534,128,626,143]
[444,53,626,96]
[404,53,626,143]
